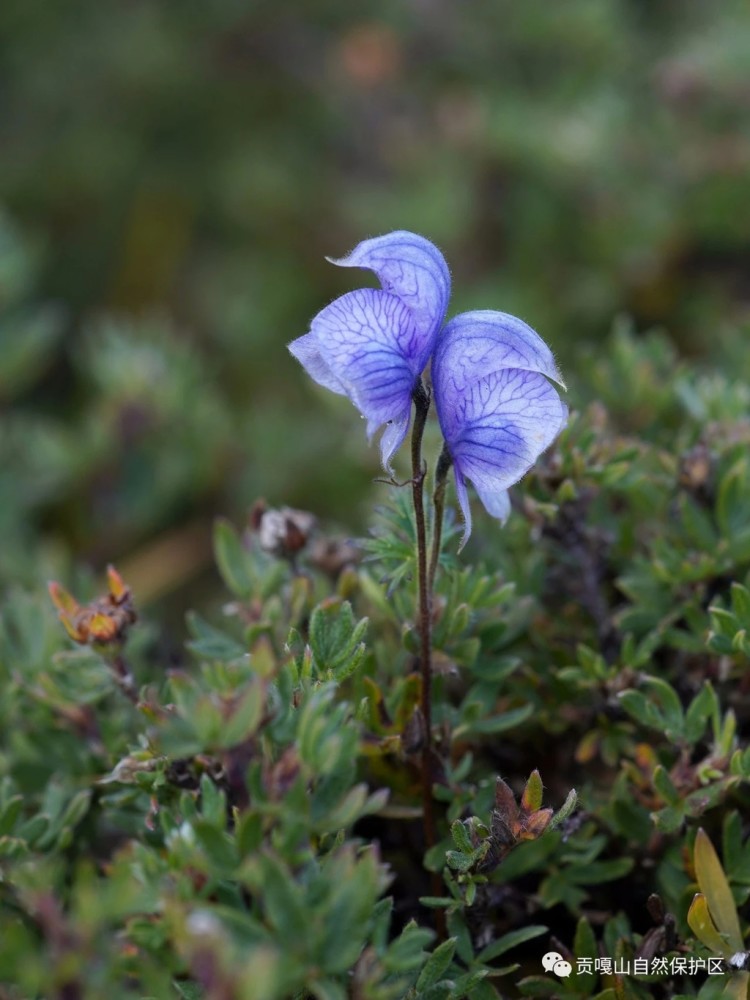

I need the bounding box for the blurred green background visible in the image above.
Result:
[1,0,749,607]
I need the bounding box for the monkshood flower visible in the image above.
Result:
[290,230,566,545]
[289,231,450,471]
[432,310,567,546]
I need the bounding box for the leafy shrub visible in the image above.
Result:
[1,318,750,998]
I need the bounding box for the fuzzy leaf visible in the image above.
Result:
[522,770,544,813]
[416,937,457,991]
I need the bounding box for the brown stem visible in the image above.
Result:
[410,380,446,939]
[429,444,453,593]
[109,651,139,705]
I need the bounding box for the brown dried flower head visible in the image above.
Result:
[49,566,136,646]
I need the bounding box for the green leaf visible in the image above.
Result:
[447,910,474,965]
[186,611,246,661]
[218,679,265,748]
[722,812,744,878]
[571,858,634,883]
[685,683,719,745]
[308,599,368,681]
[214,519,254,598]
[679,496,717,551]
[522,770,544,813]
[574,917,598,993]
[384,921,434,973]
[550,789,578,830]
[477,925,547,963]
[694,828,743,954]
[451,820,474,854]
[416,937,457,991]
[717,459,750,540]
[653,804,684,833]
[687,893,728,955]
[173,982,204,1000]
[618,690,663,732]
[310,980,347,1000]
[0,795,23,836]
[723,973,750,1000]
[457,703,533,737]
[192,821,237,874]
[199,774,226,828]
[517,976,560,997]
[653,765,681,807]
[446,849,482,873]
[0,837,29,859]
[245,853,309,943]
[731,583,750,627]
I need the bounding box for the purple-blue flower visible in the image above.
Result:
[431,310,567,547]
[289,231,451,471]
[290,230,567,544]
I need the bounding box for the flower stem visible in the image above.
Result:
[108,651,140,705]
[410,380,446,938]
[429,444,453,593]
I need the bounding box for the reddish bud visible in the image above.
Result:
[494,777,519,826]
[520,808,554,840]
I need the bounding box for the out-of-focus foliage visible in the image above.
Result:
[3,327,750,996]
[1,0,750,595]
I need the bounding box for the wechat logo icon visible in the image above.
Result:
[542,951,573,978]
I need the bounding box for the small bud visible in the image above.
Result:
[521,769,544,813]
[520,808,553,840]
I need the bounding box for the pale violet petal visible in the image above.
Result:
[379,409,412,473]
[442,368,567,508]
[288,333,348,396]
[454,467,473,552]
[473,484,511,523]
[432,311,565,432]
[455,476,510,551]
[327,230,450,361]
[310,287,419,433]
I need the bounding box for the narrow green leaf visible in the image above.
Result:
[477,925,547,963]
[214,519,254,598]
[653,765,681,806]
[416,937,456,991]
[694,828,743,953]
[687,893,727,955]
[685,683,718,745]
[219,679,264,748]
[522,770,544,813]
[0,795,23,836]
[550,789,577,830]
[458,703,533,737]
